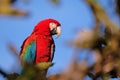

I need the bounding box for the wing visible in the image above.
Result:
[50,43,55,61]
[20,36,36,64]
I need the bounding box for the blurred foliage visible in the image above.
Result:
[116,0,120,17]
[16,62,53,80]
[0,0,120,80]
[10,0,16,4]
[0,0,28,16]
[51,0,58,4]
[49,0,60,6]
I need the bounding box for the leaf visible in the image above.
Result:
[36,62,54,70]
[50,0,59,5]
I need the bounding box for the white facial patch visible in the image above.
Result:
[49,22,57,30]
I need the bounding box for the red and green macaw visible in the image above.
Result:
[20,18,61,64]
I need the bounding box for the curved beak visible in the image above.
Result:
[56,26,61,38]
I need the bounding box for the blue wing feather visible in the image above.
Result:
[22,41,36,64]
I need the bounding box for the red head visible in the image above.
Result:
[32,18,61,37]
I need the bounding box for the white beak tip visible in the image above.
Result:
[56,26,61,38]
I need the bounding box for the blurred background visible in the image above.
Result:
[0,0,120,80]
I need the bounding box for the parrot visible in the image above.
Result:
[20,18,61,65]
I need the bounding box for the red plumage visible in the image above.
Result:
[20,18,61,64]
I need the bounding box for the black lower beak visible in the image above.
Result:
[51,28,57,35]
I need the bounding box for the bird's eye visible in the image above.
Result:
[49,23,57,29]
[51,23,54,26]
[50,23,55,27]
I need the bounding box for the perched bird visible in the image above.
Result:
[20,18,61,65]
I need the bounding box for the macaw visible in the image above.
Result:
[20,18,61,65]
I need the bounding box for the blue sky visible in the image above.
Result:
[0,0,119,80]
